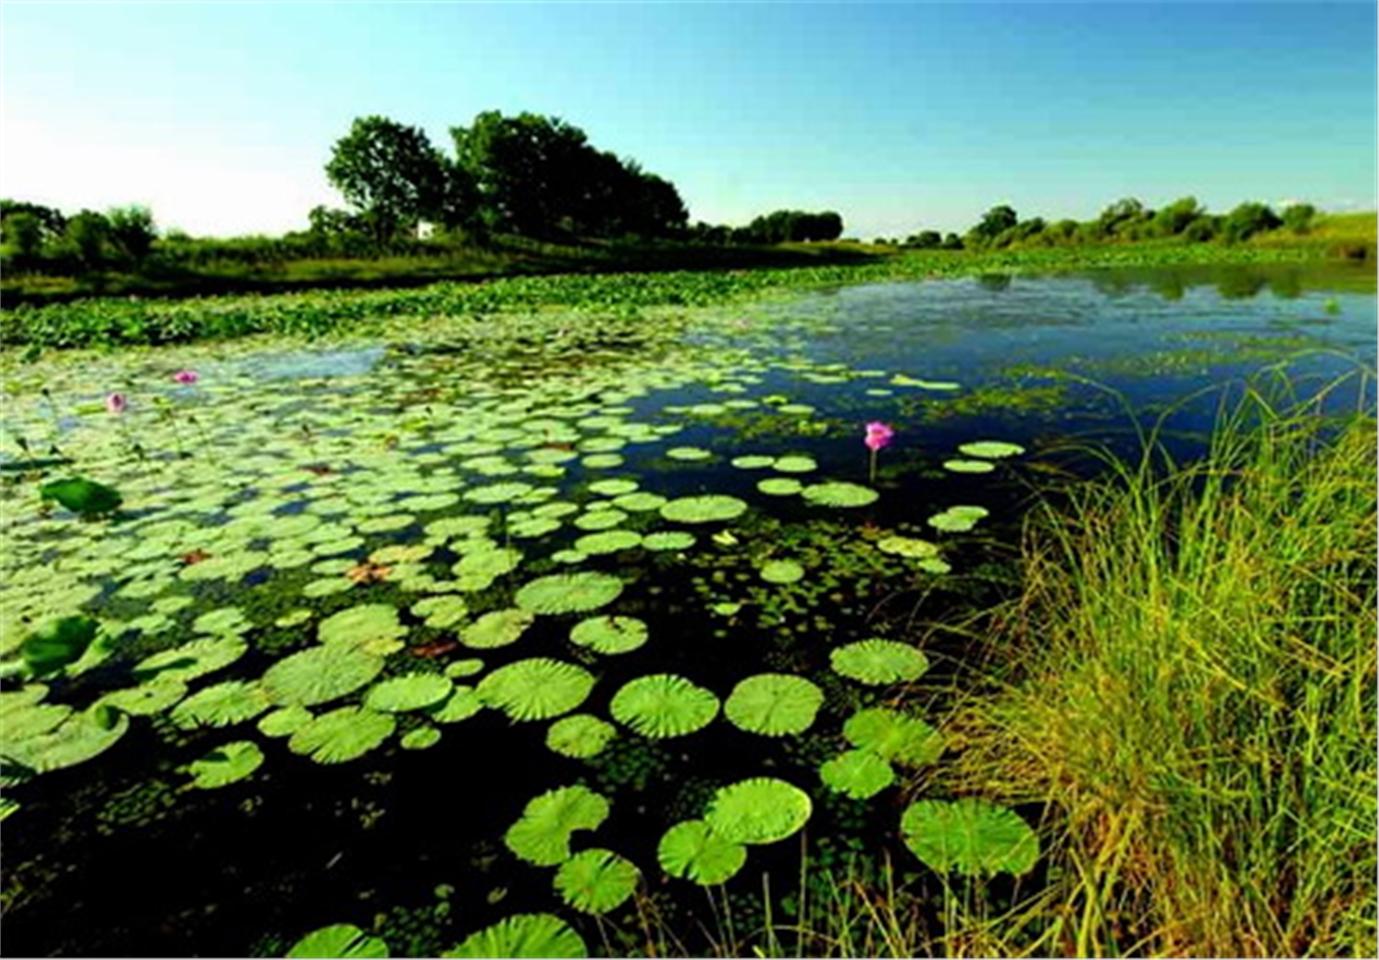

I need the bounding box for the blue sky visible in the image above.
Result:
[2,1,1374,238]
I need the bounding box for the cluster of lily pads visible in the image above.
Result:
[0,296,1040,954]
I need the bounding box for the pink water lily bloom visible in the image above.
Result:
[106,393,128,414]
[173,370,199,385]
[864,421,894,452]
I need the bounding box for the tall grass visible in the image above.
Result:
[942,375,1377,957]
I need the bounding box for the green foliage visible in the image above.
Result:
[830,640,929,685]
[843,707,943,767]
[327,116,461,241]
[477,658,594,721]
[503,784,610,866]
[568,615,649,654]
[461,608,535,649]
[819,748,895,800]
[514,572,624,615]
[657,819,747,885]
[170,680,270,729]
[759,559,805,584]
[261,643,385,707]
[900,798,1040,877]
[287,706,395,764]
[659,494,749,524]
[39,477,123,517]
[442,913,585,959]
[1222,201,1283,243]
[609,673,719,738]
[133,636,247,684]
[186,740,264,789]
[1281,202,1317,233]
[799,482,878,508]
[546,714,617,758]
[723,674,824,736]
[20,615,99,676]
[956,440,1025,459]
[287,923,389,958]
[553,848,640,914]
[363,673,453,712]
[704,777,812,845]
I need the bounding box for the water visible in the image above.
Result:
[1,263,1373,957]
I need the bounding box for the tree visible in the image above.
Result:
[63,210,112,270]
[907,230,942,249]
[106,205,156,267]
[1,211,44,266]
[1281,203,1317,234]
[1221,202,1282,243]
[1151,196,1203,237]
[327,116,460,242]
[966,204,1018,247]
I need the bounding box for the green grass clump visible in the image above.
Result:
[942,380,1377,957]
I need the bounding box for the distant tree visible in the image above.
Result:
[907,230,942,249]
[1281,202,1317,234]
[939,232,964,250]
[308,205,361,236]
[106,205,157,267]
[63,210,112,270]
[1097,197,1147,237]
[1042,219,1079,245]
[1,200,66,242]
[1182,214,1221,242]
[1221,202,1282,242]
[966,204,1018,247]
[1,211,44,266]
[327,116,458,242]
[1150,196,1203,237]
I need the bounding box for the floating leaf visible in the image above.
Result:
[942,460,996,475]
[666,446,713,462]
[3,707,129,774]
[444,659,484,679]
[611,491,667,513]
[515,573,624,615]
[262,644,385,707]
[171,680,271,729]
[705,777,812,845]
[133,636,247,684]
[801,482,879,508]
[900,798,1040,877]
[554,849,640,914]
[455,546,523,580]
[588,478,639,496]
[831,640,930,685]
[843,707,943,767]
[927,506,990,533]
[642,531,695,551]
[364,673,454,712]
[574,530,641,555]
[95,679,187,717]
[400,726,441,750]
[610,674,719,739]
[819,749,895,800]
[659,495,748,524]
[772,455,817,474]
[957,441,1025,460]
[258,705,313,738]
[731,455,775,470]
[546,713,617,758]
[186,740,264,789]
[504,785,610,866]
[442,914,585,959]
[288,706,395,764]
[724,674,823,737]
[478,658,594,721]
[426,685,485,723]
[657,820,746,885]
[759,559,805,585]
[317,604,407,650]
[464,481,534,505]
[876,536,940,559]
[192,606,251,636]
[287,923,389,958]
[411,595,469,629]
[757,478,802,496]
[462,609,536,649]
[569,616,648,655]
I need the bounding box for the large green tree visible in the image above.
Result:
[326,116,464,242]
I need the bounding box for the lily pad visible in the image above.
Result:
[569,615,648,655]
[462,609,536,649]
[772,455,817,473]
[554,849,640,914]
[642,531,695,551]
[573,530,642,555]
[318,604,407,650]
[876,536,940,559]
[287,923,389,959]
[843,707,943,767]
[759,559,805,584]
[40,477,122,516]
[659,495,748,524]
[288,706,395,764]
[262,644,385,707]
[426,686,485,723]
[610,674,719,739]
[478,658,595,721]
[258,705,313,738]
[657,820,746,885]
[730,455,774,470]
[801,482,879,508]
[757,478,802,496]
[830,640,930,685]
[20,615,100,677]
[133,636,247,684]
[927,506,990,533]
[364,673,454,712]
[819,749,895,800]
[442,914,585,959]
[724,674,823,737]
[942,460,996,475]
[546,714,617,758]
[957,441,1025,459]
[400,726,442,750]
[171,680,271,729]
[504,785,610,866]
[666,446,713,461]
[515,573,624,615]
[186,740,264,789]
[705,777,812,845]
[900,798,1040,877]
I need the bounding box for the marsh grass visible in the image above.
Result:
[935,372,1378,957]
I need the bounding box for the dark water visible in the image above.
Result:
[2,263,1373,958]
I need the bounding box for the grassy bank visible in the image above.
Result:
[930,380,1378,957]
[3,240,1373,352]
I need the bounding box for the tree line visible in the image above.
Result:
[880,196,1318,250]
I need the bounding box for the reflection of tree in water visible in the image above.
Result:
[976,273,1012,292]
[1215,271,1269,299]
[1149,273,1186,301]
[1267,271,1304,299]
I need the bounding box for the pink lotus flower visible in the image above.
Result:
[173,370,198,385]
[864,421,894,452]
[106,393,128,414]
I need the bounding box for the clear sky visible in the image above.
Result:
[2,1,1374,239]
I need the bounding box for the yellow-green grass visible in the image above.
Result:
[1248,211,1376,259]
[937,376,1378,957]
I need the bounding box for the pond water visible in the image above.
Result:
[1,264,1373,957]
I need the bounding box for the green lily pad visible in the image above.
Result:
[876,536,940,559]
[554,849,640,914]
[504,784,610,866]
[317,604,407,649]
[133,636,247,684]
[171,680,271,729]
[3,706,129,774]
[927,506,990,533]
[258,705,313,738]
[462,609,536,649]
[20,615,100,677]
[819,749,895,800]
[657,819,747,885]
[900,798,1040,877]
[478,658,595,721]
[659,495,748,524]
[464,481,534,505]
[759,559,805,584]
[724,674,823,737]
[400,725,442,750]
[830,640,930,685]
[569,616,649,655]
[573,530,642,555]
[40,477,123,516]
[95,679,187,717]
[730,455,775,470]
[942,460,996,475]
[262,644,385,707]
[957,441,1025,459]
[757,478,802,496]
[442,914,585,959]
[364,673,454,712]
[610,673,719,739]
[426,686,485,723]
[772,455,817,473]
[705,777,812,845]
[546,714,617,758]
[411,595,469,629]
[801,482,879,508]
[843,707,943,767]
[186,740,264,789]
[642,531,695,551]
[515,573,624,615]
[287,923,389,958]
[288,706,395,764]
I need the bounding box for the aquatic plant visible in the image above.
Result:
[610,674,720,739]
[568,615,648,655]
[926,505,989,533]
[864,421,894,484]
[899,798,1039,877]
[287,706,395,764]
[477,658,594,721]
[723,673,824,736]
[843,707,943,767]
[704,777,812,844]
[830,639,929,685]
[758,559,805,584]
[363,674,454,713]
[956,440,1024,459]
[657,819,747,885]
[659,494,749,524]
[286,923,388,958]
[170,680,270,728]
[39,477,123,518]
[261,644,385,707]
[18,616,99,677]
[800,481,879,508]
[442,913,585,958]
[504,784,610,866]
[461,609,535,649]
[514,572,625,615]
[185,740,264,789]
[553,848,640,914]
[819,748,895,800]
[172,370,199,385]
[546,714,617,758]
